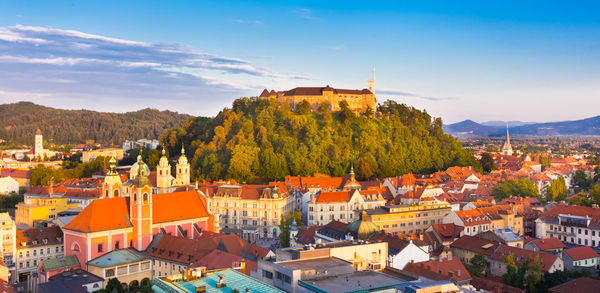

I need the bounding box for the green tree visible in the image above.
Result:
[590,185,600,204]
[479,153,496,174]
[292,211,303,226]
[467,254,489,277]
[29,164,64,186]
[492,178,539,201]
[573,169,593,192]
[105,277,125,293]
[296,100,311,115]
[546,177,568,201]
[279,213,291,248]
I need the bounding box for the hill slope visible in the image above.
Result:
[0,102,191,145]
[160,98,478,183]
[445,116,600,137]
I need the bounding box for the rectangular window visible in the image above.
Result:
[105,269,115,277]
[115,241,120,250]
[263,270,273,279]
[98,244,103,253]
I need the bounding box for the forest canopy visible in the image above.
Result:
[0,102,190,145]
[160,98,479,183]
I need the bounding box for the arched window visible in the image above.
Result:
[105,190,109,198]
[143,193,148,203]
[71,242,81,252]
[113,189,119,198]
[133,193,137,202]
[159,170,162,176]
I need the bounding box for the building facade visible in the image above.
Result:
[307,189,386,226]
[361,198,452,235]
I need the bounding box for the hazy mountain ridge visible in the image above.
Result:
[0,102,192,145]
[445,116,600,137]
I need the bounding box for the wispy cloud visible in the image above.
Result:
[0,25,308,115]
[377,89,459,102]
[295,8,321,22]
[232,19,263,26]
[324,44,345,51]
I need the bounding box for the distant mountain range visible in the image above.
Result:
[444,116,600,137]
[0,102,191,145]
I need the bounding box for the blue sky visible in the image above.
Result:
[0,1,599,123]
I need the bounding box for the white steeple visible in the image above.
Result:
[501,124,513,156]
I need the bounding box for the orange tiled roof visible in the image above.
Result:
[153,190,210,224]
[64,197,131,232]
[315,191,350,203]
[564,246,599,261]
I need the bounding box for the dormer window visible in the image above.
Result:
[42,239,48,244]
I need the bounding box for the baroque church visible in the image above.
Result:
[65,148,215,268]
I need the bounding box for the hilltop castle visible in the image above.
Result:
[259,79,377,114]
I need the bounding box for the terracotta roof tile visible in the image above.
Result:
[564,246,599,261]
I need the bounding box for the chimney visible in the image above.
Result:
[216,275,227,288]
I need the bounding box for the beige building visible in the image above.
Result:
[307,189,386,226]
[81,148,124,163]
[15,226,63,285]
[87,249,152,289]
[259,81,377,114]
[0,213,16,267]
[198,182,294,239]
[361,198,453,236]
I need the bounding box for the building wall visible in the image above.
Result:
[0,177,19,195]
[81,148,124,163]
[307,198,386,226]
[329,242,388,271]
[539,221,600,247]
[368,204,452,235]
[0,214,16,266]
[87,260,152,288]
[207,195,293,237]
[15,243,64,278]
[152,258,186,278]
[389,243,429,270]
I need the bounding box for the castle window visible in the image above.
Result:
[133,193,137,202]
[143,193,148,203]
[113,190,119,197]
[105,190,109,198]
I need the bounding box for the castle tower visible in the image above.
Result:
[501,125,513,156]
[130,158,153,251]
[175,145,190,186]
[156,148,172,189]
[34,129,44,159]
[102,157,122,198]
[367,68,375,94]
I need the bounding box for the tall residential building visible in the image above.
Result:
[360,198,452,236]
[501,126,513,156]
[259,81,377,114]
[0,213,16,267]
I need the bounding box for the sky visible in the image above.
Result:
[0,1,599,124]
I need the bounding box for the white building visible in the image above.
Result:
[388,240,429,270]
[0,176,19,195]
[307,189,386,226]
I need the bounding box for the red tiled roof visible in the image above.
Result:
[450,235,500,256]
[315,191,349,203]
[530,238,565,251]
[549,277,600,293]
[16,226,63,249]
[404,258,471,283]
[0,168,30,179]
[564,246,599,261]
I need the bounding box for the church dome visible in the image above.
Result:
[130,154,150,176]
[345,211,378,240]
[159,148,169,167]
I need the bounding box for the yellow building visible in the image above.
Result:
[81,148,124,163]
[15,193,76,228]
[360,198,453,236]
[259,81,377,114]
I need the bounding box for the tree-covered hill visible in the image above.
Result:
[161,98,479,183]
[0,102,191,145]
